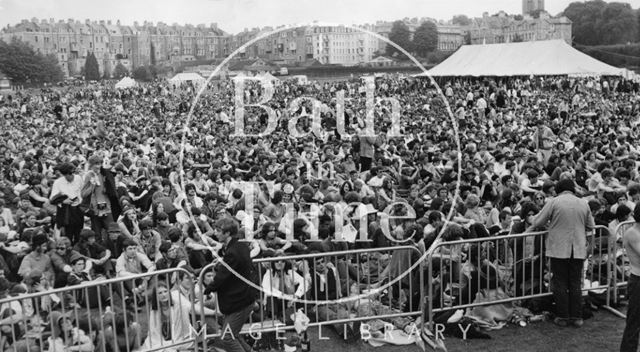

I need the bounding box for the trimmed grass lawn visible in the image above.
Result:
[307,309,625,352]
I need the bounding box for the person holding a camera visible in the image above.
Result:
[81,154,120,246]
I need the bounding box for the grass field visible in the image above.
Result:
[307,309,626,352]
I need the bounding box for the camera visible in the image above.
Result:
[97,202,107,210]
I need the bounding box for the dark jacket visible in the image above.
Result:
[205,237,256,314]
[78,166,122,219]
[306,268,342,302]
[101,167,122,219]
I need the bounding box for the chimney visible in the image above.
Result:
[99,20,105,25]
[107,20,112,25]
[134,21,139,27]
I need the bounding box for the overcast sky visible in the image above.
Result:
[1,0,640,34]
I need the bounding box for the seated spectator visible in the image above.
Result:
[134,219,162,262]
[115,238,155,302]
[257,223,292,257]
[73,229,112,278]
[46,310,94,352]
[17,234,54,283]
[50,237,85,288]
[142,283,194,352]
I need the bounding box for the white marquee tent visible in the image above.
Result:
[115,77,136,89]
[169,72,206,85]
[424,40,625,77]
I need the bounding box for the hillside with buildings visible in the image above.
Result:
[0,0,571,78]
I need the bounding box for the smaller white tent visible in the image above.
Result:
[258,72,281,86]
[169,72,206,85]
[261,72,280,82]
[115,77,136,89]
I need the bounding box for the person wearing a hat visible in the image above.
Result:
[527,179,595,328]
[17,233,54,283]
[50,162,84,244]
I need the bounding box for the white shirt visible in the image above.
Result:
[50,175,83,206]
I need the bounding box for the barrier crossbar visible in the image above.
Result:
[608,220,636,318]
[0,267,198,352]
[423,225,620,327]
[196,245,425,350]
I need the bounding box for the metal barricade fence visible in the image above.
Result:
[197,245,425,349]
[424,225,616,327]
[0,267,197,352]
[609,220,636,317]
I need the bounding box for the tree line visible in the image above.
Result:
[564,0,639,46]
[385,21,440,59]
[0,38,63,85]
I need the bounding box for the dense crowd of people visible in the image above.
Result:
[0,73,638,352]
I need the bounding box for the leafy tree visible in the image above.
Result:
[41,54,64,82]
[413,21,438,57]
[0,38,63,85]
[132,66,152,81]
[599,2,638,44]
[452,15,471,26]
[386,21,413,57]
[113,62,129,79]
[84,52,100,80]
[563,0,637,45]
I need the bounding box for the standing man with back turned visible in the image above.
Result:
[204,217,256,352]
[527,179,595,328]
[620,204,640,352]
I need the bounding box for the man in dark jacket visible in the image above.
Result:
[204,217,256,352]
[81,154,121,246]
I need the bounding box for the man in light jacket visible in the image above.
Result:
[528,178,594,328]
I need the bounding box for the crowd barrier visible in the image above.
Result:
[196,245,425,350]
[609,220,635,318]
[423,225,625,327]
[0,267,198,352]
[0,225,633,352]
